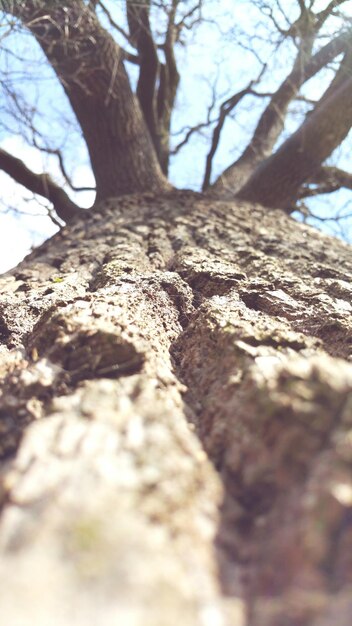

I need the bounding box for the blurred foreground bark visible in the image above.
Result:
[0,192,351,626]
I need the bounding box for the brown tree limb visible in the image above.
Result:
[174,1,203,41]
[93,1,139,63]
[315,0,350,30]
[121,50,140,65]
[97,0,133,46]
[124,0,182,174]
[1,79,96,195]
[212,28,350,193]
[297,0,306,13]
[4,0,168,199]
[170,121,212,156]
[126,0,160,153]
[157,0,181,174]
[0,147,85,223]
[299,165,352,198]
[236,50,352,210]
[202,84,256,192]
[312,165,352,191]
[30,141,96,194]
[170,78,218,157]
[202,65,267,191]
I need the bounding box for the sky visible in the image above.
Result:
[0,0,352,273]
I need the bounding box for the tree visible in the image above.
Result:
[0,2,351,625]
[1,0,352,225]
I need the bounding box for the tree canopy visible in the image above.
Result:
[1,0,352,239]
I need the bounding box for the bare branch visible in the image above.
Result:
[97,0,132,45]
[315,0,350,31]
[121,49,140,64]
[297,201,352,227]
[236,50,352,210]
[4,0,167,197]
[32,142,96,193]
[297,0,306,12]
[0,147,85,223]
[170,75,218,158]
[153,1,181,173]
[175,1,203,41]
[95,1,139,63]
[170,121,212,156]
[126,0,159,151]
[202,65,267,191]
[299,165,352,198]
[213,28,351,193]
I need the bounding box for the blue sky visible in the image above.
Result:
[0,0,351,272]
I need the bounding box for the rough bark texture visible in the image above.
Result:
[0,192,351,625]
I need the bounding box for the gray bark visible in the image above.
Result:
[0,192,351,625]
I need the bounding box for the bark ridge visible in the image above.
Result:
[0,192,351,625]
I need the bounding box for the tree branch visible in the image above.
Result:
[174,1,203,40]
[97,0,133,46]
[32,142,96,193]
[0,147,85,223]
[156,0,181,174]
[213,27,350,193]
[236,50,352,210]
[202,66,267,191]
[315,0,350,30]
[126,0,159,151]
[312,165,352,191]
[299,165,352,198]
[4,0,167,198]
[170,121,212,156]
[94,1,139,63]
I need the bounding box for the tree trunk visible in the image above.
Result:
[6,1,169,199]
[0,192,351,626]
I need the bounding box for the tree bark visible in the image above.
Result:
[0,192,351,625]
[5,0,169,199]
